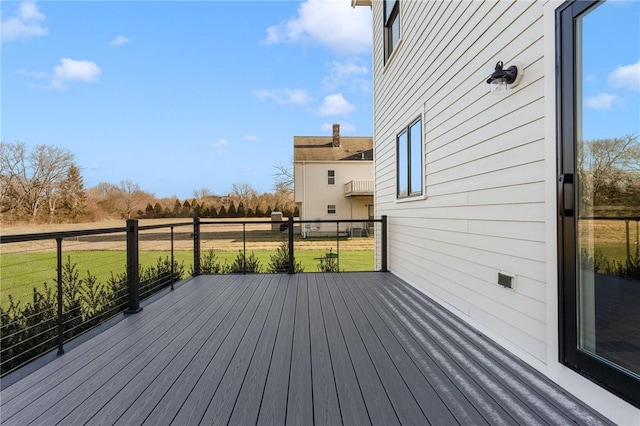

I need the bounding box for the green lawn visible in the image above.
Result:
[1,249,374,308]
[581,243,639,264]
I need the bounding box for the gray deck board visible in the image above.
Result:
[256,275,297,426]
[347,272,494,425]
[2,274,240,425]
[144,274,270,425]
[324,273,401,426]
[332,273,428,425]
[307,273,342,426]
[200,275,283,424]
[315,273,370,426]
[0,272,614,426]
[341,272,467,425]
[60,275,249,425]
[286,273,314,425]
[114,274,255,425]
[175,274,278,425]
[0,274,227,409]
[226,274,289,426]
[84,274,253,424]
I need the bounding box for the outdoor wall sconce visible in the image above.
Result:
[487,61,523,93]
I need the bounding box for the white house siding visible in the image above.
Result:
[371,1,640,422]
[374,0,548,363]
[294,161,373,233]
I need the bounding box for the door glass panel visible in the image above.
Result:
[576,0,640,376]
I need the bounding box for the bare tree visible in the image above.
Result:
[272,159,294,193]
[116,179,152,219]
[230,182,258,210]
[192,187,213,201]
[0,142,74,221]
[0,141,28,215]
[579,134,640,209]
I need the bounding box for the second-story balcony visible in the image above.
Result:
[344,180,374,197]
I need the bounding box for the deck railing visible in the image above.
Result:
[344,179,374,196]
[0,216,387,376]
[580,216,640,267]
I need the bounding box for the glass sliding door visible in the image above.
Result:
[557,0,639,406]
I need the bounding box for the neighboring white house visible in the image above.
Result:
[354,0,639,423]
[294,124,373,237]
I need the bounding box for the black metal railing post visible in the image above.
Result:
[625,220,631,267]
[193,217,201,276]
[381,215,388,272]
[243,223,247,274]
[636,219,639,258]
[288,216,295,274]
[56,237,65,355]
[125,219,142,314]
[170,226,175,290]
[336,221,340,272]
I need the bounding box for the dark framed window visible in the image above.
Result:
[396,117,423,198]
[328,170,335,185]
[557,0,640,408]
[327,204,336,215]
[383,0,400,63]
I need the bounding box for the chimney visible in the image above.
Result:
[332,123,340,147]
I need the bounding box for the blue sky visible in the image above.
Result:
[580,0,639,141]
[2,0,373,199]
[3,1,638,200]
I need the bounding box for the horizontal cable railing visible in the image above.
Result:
[578,216,640,275]
[0,221,190,376]
[194,217,386,275]
[1,216,387,376]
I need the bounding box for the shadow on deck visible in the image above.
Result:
[0,272,612,425]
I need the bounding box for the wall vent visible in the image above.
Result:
[498,272,515,289]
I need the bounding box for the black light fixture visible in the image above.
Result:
[487,61,523,93]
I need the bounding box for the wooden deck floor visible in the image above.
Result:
[1,272,612,425]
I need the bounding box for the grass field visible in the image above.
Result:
[3,217,637,309]
[0,248,375,308]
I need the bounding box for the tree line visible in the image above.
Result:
[1,141,297,224]
[578,134,640,215]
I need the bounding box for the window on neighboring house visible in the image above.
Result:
[327,204,336,215]
[328,170,335,185]
[384,0,400,63]
[396,117,423,198]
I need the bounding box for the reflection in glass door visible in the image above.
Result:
[558,0,639,406]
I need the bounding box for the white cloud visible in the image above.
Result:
[1,1,48,42]
[244,135,257,141]
[263,0,372,55]
[585,93,617,110]
[17,68,47,79]
[608,60,640,91]
[110,35,131,46]
[253,88,311,105]
[50,58,102,89]
[322,60,370,92]
[321,122,356,134]
[318,93,355,116]
[240,166,251,173]
[211,138,228,147]
[210,138,230,154]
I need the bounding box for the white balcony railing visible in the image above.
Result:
[344,180,374,196]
